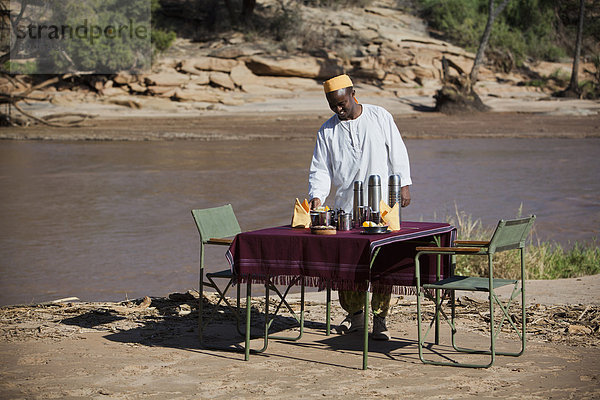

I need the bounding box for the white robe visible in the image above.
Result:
[308,104,412,213]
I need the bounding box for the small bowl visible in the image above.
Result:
[362,225,390,234]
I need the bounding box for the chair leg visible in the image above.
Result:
[201,275,305,359]
[488,283,497,367]
[200,278,240,346]
[205,276,241,327]
[200,276,268,356]
[450,288,524,358]
[326,285,331,336]
[416,252,426,364]
[416,250,495,368]
[520,248,527,355]
[488,284,526,356]
[416,277,425,363]
[419,291,495,368]
[416,245,529,368]
[436,254,525,359]
[266,277,305,341]
[199,268,204,343]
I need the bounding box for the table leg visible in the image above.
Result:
[363,289,370,370]
[363,247,382,370]
[326,285,331,336]
[434,235,442,345]
[264,280,270,349]
[245,280,251,361]
[435,253,441,345]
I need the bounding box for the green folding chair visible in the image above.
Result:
[192,204,243,345]
[192,204,305,357]
[414,215,536,368]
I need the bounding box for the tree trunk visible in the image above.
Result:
[469,0,511,84]
[0,0,29,65]
[222,0,255,27]
[223,0,238,25]
[240,0,256,24]
[566,0,585,95]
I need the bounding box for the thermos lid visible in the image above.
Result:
[353,180,363,190]
[368,174,381,186]
[388,174,401,186]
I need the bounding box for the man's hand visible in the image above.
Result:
[309,198,322,210]
[401,186,411,207]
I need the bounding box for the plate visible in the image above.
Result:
[362,226,390,234]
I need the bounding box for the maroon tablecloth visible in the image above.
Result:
[226,221,455,293]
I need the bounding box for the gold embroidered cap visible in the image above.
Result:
[323,74,353,93]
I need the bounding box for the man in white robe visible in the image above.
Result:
[308,74,412,340]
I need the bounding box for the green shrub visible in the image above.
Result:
[418,0,569,66]
[489,20,527,62]
[550,68,570,84]
[4,60,38,74]
[580,80,600,100]
[420,0,481,51]
[151,29,176,53]
[151,0,176,53]
[523,79,546,87]
[45,0,151,73]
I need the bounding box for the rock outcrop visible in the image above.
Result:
[3,0,595,114]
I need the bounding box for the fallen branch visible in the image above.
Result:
[578,305,591,321]
[12,102,94,127]
[42,112,98,122]
[1,73,93,127]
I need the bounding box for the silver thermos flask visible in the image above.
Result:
[388,174,402,207]
[353,180,364,226]
[368,174,381,213]
[388,174,402,223]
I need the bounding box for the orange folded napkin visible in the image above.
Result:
[380,199,400,231]
[291,198,311,228]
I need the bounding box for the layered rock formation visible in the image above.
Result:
[2,0,595,115]
[87,0,494,107]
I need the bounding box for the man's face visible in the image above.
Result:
[326,87,356,120]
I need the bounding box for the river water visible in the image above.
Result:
[1,138,599,305]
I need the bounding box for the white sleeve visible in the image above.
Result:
[385,111,412,186]
[308,132,332,203]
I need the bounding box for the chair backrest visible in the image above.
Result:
[191,204,242,244]
[487,215,536,253]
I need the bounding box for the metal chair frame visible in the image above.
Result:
[192,205,306,356]
[414,215,536,368]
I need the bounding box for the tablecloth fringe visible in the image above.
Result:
[393,285,418,295]
[234,274,426,295]
[384,286,444,297]
[235,274,370,292]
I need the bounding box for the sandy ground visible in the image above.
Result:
[0,275,599,399]
[2,88,599,141]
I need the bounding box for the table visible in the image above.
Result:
[226,221,456,368]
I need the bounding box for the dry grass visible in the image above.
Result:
[446,205,600,280]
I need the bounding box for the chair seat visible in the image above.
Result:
[206,269,233,279]
[423,276,518,292]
